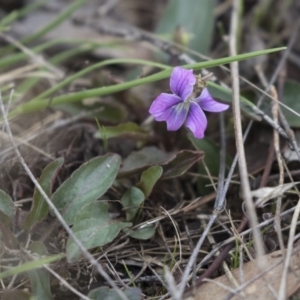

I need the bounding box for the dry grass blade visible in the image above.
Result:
[229,0,264,258]
[278,195,300,299]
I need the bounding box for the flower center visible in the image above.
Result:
[186,74,206,102]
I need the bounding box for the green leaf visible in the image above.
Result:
[162,150,204,179]
[51,154,121,225]
[27,242,52,300]
[95,122,147,140]
[23,158,64,231]
[121,187,145,222]
[66,202,131,261]
[281,80,300,127]
[0,254,63,280]
[136,166,163,197]
[29,241,48,255]
[88,287,141,300]
[189,136,232,194]
[156,0,215,54]
[120,147,203,179]
[126,226,156,240]
[0,189,14,225]
[120,146,171,176]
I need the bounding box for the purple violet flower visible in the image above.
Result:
[149,67,229,139]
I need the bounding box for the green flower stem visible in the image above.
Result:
[8,47,286,118]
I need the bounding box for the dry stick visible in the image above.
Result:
[176,112,228,298]
[256,66,286,254]
[230,0,264,257]
[165,266,180,300]
[0,92,129,300]
[278,201,300,299]
[271,86,285,253]
[277,126,300,297]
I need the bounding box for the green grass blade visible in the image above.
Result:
[21,0,86,45]
[0,0,86,56]
[0,254,63,280]
[30,59,170,102]
[0,39,119,70]
[0,1,47,27]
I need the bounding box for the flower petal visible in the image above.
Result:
[170,67,196,100]
[149,93,182,118]
[185,102,207,139]
[154,102,189,131]
[195,88,230,112]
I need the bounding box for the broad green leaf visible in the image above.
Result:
[281,80,300,127]
[162,150,204,179]
[136,166,163,197]
[0,189,14,225]
[121,187,145,222]
[66,202,131,261]
[23,158,64,231]
[29,241,48,255]
[88,286,141,300]
[120,147,203,179]
[27,242,52,300]
[51,154,121,225]
[189,136,232,194]
[0,254,63,280]
[95,122,147,140]
[156,0,214,54]
[120,147,171,176]
[126,226,156,240]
